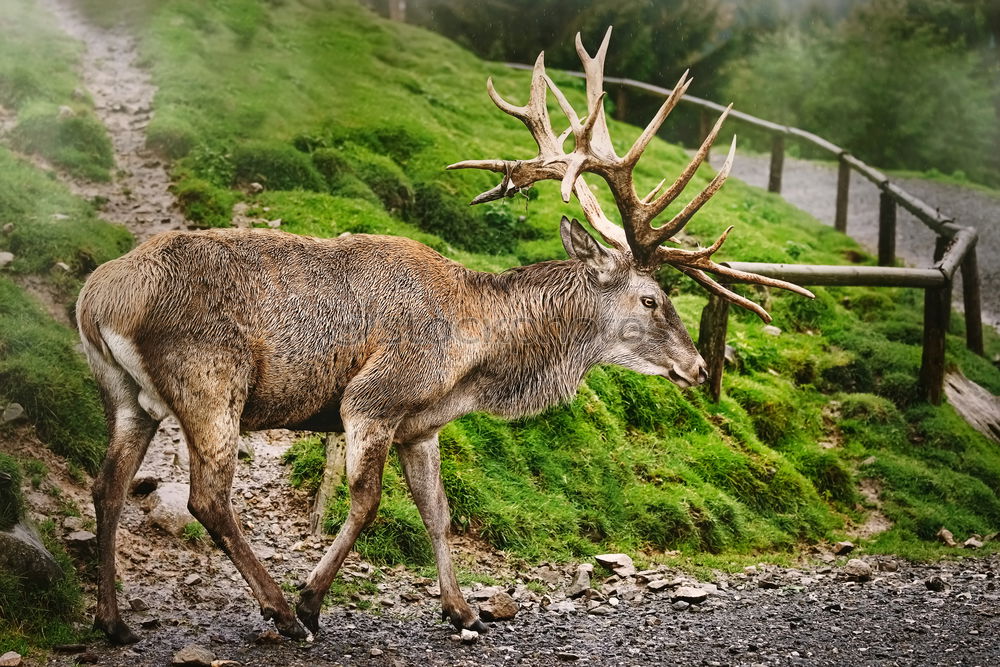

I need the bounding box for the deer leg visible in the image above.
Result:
[182,412,307,640]
[397,434,486,632]
[92,407,158,644]
[296,416,395,633]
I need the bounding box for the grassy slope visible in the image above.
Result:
[92,0,999,565]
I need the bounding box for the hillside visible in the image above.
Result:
[1,0,999,653]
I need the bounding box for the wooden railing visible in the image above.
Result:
[506,63,985,405]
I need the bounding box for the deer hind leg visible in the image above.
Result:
[179,407,307,640]
[296,415,395,633]
[89,365,159,644]
[397,434,486,632]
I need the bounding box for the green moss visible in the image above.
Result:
[231,141,325,191]
[171,177,235,228]
[11,103,114,181]
[146,114,197,159]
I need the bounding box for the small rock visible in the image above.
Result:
[2,222,14,234]
[963,536,984,549]
[0,651,22,667]
[400,591,421,603]
[369,648,383,657]
[58,105,75,119]
[646,579,671,592]
[172,644,214,666]
[54,261,71,272]
[0,252,13,269]
[210,661,241,667]
[2,402,24,422]
[237,440,254,460]
[671,600,690,611]
[480,591,518,621]
[129,597,150,612]
[65,530,97,559]
[645,615,662,626]
[833,541,855,556]
[143,482,196,537]
[62,516,85,532]
[138,616,161,629]
[248,182,264,194]
[937,527,957,547]
[266,218,282,229]
[842,558,873,582]
[671,586,708,604]
[253,630,283,645]
[594,553,635,576]
[184,573,203,586]
[74,652,99,664]
[925,576,947,592]
[763,325,782,336]
[547,600,577,614]
[460,629,479,644]
[566,564,592,598]
[557,653,581,662]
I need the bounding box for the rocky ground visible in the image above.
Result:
[2,2,999,666]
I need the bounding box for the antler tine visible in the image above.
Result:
[678,266,774,322]
[624,70,692,166]
[639,134,736,250]
[574,27,616,159]
[573,176,629,249]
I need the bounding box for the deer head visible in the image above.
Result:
[449,27,814,342]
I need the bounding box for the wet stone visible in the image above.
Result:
[0,652,21,667]
[480,591,519,621]
[171,644,214,666]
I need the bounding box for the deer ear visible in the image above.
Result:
[560,216,617,277]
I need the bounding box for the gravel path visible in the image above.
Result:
[711,153,1000,330]
[49,555,1000,667]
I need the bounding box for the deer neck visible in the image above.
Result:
[460,260,610,417]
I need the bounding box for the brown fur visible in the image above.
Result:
[78,223,707,642]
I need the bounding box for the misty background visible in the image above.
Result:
[365,0,1000,188]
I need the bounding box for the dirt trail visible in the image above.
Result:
[712,152,1000,331]
[37,0,183,242]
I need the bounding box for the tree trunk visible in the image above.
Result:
[310,433,347,535]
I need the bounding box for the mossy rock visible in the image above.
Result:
[172,177,235,228]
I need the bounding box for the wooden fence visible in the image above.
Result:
[506,63,985,405]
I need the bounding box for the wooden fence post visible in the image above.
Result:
[768,134,784,194]
[878,191,896,266]
[919,285,949,406]
[698,294,730,402]
[310,433,346,535]
[835,154,850,233]
[961,244,984,356]
[933,236,952,332]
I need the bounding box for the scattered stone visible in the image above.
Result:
[0,252,13,270]
[266,218,282,229]
[143,482,196,537]
[253,630,283,645]
[400,591,422,603]
[2,222,14,234]
[54,261,71,272]
[0,652,21,667]
[210,661,241,667]
[172,644,214,666]
[842,558,873,582]
[763,325,782,336]
[547,600,577,614]
[566,564,592,598]
[833,541,855,556]
[74,652,99,664]
[556,652,581,661]
[925,576,947,592]
[470,585,503,600]
[184,573,203,586]
[963,536,984,549]
[248,182,264,194]
[595,553,635,576]
[671,586,708,604]
[645,615,662,626]
[1,402,24,422]
[64,530,97,559]
[0,522,62,585]
[460,629,479,644]
[58,105,75,119]
[532,563,563,587]
[369,648,383,657]
[480,591,518,621]
[62,516,85,532]
[237,440,254,460]
[758,575,781,589]
[937,527,957,547]
[646,579,671,592]
[671,601,690,612]
[138,616,161,629]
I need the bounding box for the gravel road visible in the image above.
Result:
[51,554,1000,666]
[712,153,1000,330]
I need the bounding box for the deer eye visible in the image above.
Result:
[640,296,657,309]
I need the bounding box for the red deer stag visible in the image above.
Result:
[77,27,812,644]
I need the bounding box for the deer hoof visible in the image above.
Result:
[275,616,309,641]
[442,608,488,634]
[294,603,321,634]
[94,617,140,645]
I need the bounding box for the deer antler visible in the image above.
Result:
[448,27,814,322]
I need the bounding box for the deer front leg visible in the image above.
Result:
[397,434,487,632]
[295,415,395,633]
